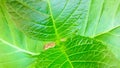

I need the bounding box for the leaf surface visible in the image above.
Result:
[36,36,120,68]
[0,3,43,68]
[75,0,120,60]
[0,0,120,68]
[5,0,89,41]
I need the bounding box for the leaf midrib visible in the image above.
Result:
[94,25,120,37]
[62,50,74,68]
[47,0,60,43]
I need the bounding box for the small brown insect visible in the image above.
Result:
[44,42,55,50]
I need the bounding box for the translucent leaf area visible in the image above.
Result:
[0,1,43,68]
[0,0,120,68]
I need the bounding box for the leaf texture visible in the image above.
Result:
[0,0,120,68]
[36,36,120,68]
[5,0,90,41]
[0,3,43,68]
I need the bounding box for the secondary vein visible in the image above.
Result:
[0,38,39,56]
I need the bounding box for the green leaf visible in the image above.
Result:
[0,0,120,68]
[36,36,120,68]
[0,3,43,68]
[95,26,120,60]
[4,0,86,41]
[75,0,120,60]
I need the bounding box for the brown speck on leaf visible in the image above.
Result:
[44,42,55,50]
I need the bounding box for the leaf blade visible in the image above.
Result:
[36,36,120,68]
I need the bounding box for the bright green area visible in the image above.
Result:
[37,36,120,68]
[0,0,120,68]
[0,1,43,68]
